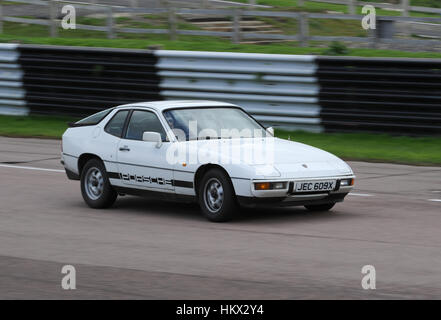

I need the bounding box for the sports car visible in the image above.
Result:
[61,100,355,222]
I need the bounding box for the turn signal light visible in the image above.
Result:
[255,182,271,190]
[254,182,287,190]
[340,178,354,186]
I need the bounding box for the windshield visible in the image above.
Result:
[163,107,268,141]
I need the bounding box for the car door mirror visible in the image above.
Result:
[142,131,162,148]
[266,126,274,136]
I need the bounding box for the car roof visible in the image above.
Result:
[115,100,238,112]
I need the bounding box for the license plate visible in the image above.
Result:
[295,180,336,193]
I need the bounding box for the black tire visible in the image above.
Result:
[80,158,117,209]
[304,203,335,212]
[198,168,238,222]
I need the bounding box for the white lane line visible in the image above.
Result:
[428,199,441,202]
[348,192,373,197]
[0,163,64,173]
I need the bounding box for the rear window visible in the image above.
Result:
[105,110,129,137]
[73,109,113,127]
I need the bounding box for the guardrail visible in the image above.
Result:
[0,44,440,135]
[1,0,440,46]
[155,50,322,132]
[317,56,441,135]
[18,45,160,115]
[0,44,27,115]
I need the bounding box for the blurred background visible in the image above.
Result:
[0,1,441,300]
[1,0,440,50]
[0,0,440,164]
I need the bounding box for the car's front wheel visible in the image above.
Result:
[304,203,335,211]
[198,168,237,222]
[80,158,117,209]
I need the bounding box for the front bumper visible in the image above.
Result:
[237,192,348,208]
[238,175,354,207]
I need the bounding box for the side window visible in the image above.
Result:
[74,108,113,126]
[104,110,129,137]
[125,110,167,141]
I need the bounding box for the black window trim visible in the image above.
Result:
[104,109,131,138]
[122,108,168,142]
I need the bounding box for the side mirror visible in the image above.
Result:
[142,131,162,148]
[266,126,274,136]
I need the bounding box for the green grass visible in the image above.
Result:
[1,11,441,59]
[0,115,439,165]
[246,0,441,16]
[255,16,368,37]
[1,1,27,5]
[2,33,441,58]
[0,115,77,139]
[276,130,441,166]
[1,2,440,58]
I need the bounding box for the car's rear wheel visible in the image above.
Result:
[80,158,117,209]
[198,168,237,222]
[304,203,335,211]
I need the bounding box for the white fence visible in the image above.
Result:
[243,0,441,15]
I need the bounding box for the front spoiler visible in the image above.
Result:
[237,192,348,208]
[65,168,80,180]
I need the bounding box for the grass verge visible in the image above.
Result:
[0,115,77,139]
[2,34,441,58]
[0,115,440,166]
[1,7,441,58]
[276,130,441,166]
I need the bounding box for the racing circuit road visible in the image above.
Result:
[0,136,440,299]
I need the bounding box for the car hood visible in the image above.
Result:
[183,137,353,179]
[268,138,353,178]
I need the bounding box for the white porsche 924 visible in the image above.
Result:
[61,100,354,222]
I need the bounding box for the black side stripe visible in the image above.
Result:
[172,180,194,188]
[103,160,194,174]
[108,172,193,189]
[108,172,120,179]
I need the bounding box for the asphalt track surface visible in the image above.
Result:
[0,137,440,299]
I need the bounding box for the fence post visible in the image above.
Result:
[369,21,378,49]
[401,0,410,36]
[402,0,409,17]
[298,12,309,47]
[249,0,256,6]
[232,9,241,44]
[0,4,3,34]
[168,6,177,41]
[201,0,209,8]
[130,0,138,18]
[298,0,304,6]
[49,0,58,37]
[348,0,356,15]
[107,6,115,39]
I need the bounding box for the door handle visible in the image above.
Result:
[119,146,130,152]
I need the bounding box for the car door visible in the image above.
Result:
[101,109,131,183]
[116,109,174,191]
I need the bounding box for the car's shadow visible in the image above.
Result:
[109,196,355,224]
